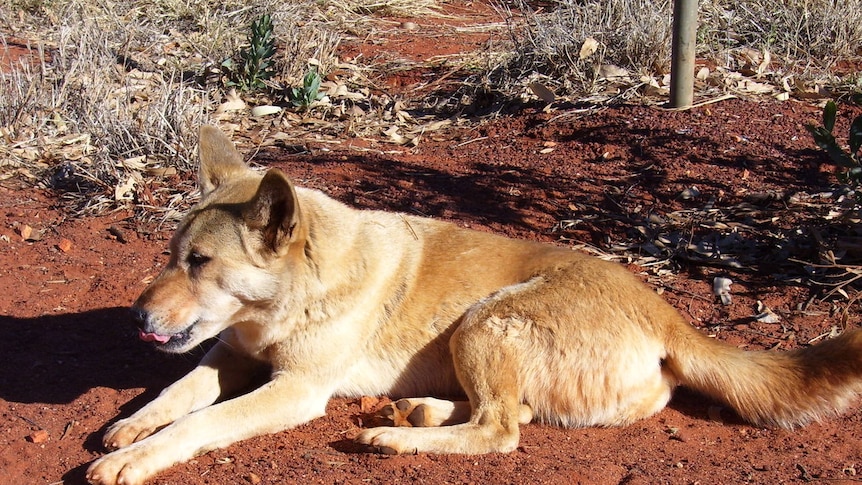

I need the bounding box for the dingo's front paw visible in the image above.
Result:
[102,417,160,451]
[355,427,417,455]
[86,446,154,485]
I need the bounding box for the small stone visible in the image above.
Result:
[28,429,49,443]
[58,238,73,252]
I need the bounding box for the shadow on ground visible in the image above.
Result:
[0,308,199,404]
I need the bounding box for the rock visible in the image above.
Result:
[28,429,49,443]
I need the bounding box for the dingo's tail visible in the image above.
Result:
[666,325,862,428]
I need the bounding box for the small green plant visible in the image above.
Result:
[288,66,324,109]
[807,98,862,185]
[222,14,277,91]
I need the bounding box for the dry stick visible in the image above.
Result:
[454,136,488,147]
[662,93,737,112]
[839,290,862,327]
[409,60,470,93]
[787,258,862,298]
[788,258,862,270]
[18,415,41,429]
[823,272,862,298]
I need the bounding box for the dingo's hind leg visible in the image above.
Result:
[356,279,542,454]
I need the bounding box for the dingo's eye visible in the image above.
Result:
[187,252,211,268]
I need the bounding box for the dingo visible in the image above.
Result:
[87,126,862,485]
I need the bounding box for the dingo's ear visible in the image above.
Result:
[198,125,246,196]
[244,169,302,252]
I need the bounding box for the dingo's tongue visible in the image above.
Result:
[139,329,171,344]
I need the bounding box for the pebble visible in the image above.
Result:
[28,429,49,443]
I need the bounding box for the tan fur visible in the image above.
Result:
[87,126,862,484]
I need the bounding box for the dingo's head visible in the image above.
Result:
[132,126,305,353]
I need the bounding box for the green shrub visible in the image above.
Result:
[807,98,862,185]
[288,66,324,110]
[222,14,277,92]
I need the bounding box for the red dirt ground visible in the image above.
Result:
[2,3,862,484]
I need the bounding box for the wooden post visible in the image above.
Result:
[669,0,698,108]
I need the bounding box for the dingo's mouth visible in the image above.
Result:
[138,327,192,350]
[139,329,173,343]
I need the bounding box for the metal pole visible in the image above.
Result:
[669,0,698,108]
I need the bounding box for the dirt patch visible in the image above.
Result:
[3,98,862,484]
[0,37,51,73]
[2,3,862,485]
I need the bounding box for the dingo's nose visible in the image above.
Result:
[130,307,148,326]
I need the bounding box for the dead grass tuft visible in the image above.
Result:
[699,0,862,65]
[488,0,862,100]
[0,0,360,218]
[324,0,442,17]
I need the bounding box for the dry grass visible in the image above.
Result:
[0,0,422,217]
[699,0,862,63]
[494,0,673,94]
[1,0,860,218]
[490,0,862,99]
[0,0,452,217]
[326,0,441,17]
